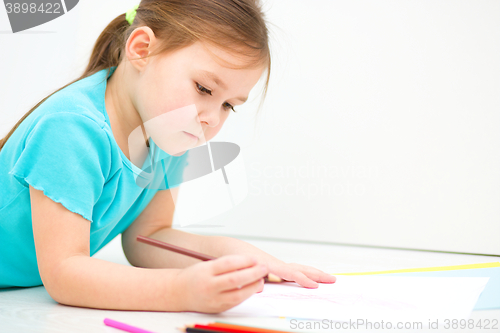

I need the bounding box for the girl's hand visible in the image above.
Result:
[173,254,268,313]
[265,260,337,289]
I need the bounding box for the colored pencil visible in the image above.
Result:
[207,322,293,333]
[186,324,287,333]
[182,327,225,333]
[180,323,293,333]
[137,234,217,260]
[103,318,157,333]
[137,235,282,283]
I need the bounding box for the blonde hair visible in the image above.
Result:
[0,0,271,151]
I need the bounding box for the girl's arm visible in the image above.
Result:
[30,185,267,313]
[122,188,215,269]
[122,189,336,288]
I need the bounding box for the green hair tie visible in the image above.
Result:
[125,4,139,25]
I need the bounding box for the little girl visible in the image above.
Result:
[0,0,335,313]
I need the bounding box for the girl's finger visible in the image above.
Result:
[214,263,268,292]
[290,270,319,288]
[318,273,336,283]
[220,277,264,305]
[210,254,258,276]
[299,266,337,284]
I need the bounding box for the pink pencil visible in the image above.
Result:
[104,318,157,333]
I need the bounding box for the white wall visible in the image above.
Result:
[178,0,500,255]
[1,0,499,255]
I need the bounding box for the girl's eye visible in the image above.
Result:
[196,82,212,95]
[196,82,237,113]
[223,102,236,113]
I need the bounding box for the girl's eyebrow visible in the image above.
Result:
[198,70,248,103]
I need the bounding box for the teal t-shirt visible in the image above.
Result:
[0,67,189,288]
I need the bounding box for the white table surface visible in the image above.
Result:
[1,234,499,333]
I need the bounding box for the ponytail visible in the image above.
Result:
[84,13,130,77]
[0,13,130,151]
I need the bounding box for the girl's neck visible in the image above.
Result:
[105,63,149,166]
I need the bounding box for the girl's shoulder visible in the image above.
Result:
[11,68,118,157]
[4,69,121,182]
[33,69,112,130]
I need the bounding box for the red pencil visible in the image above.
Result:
[206,322,292,333]
[189,324,292,333]
[137,235,216,260]
[137,235,282,283]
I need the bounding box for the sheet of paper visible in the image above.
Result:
[221,276,489,328]
[379,267,500,310]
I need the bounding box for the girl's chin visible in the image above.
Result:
[171,141,199,156]
[172,150,187,156]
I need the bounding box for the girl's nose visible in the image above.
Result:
[198,106,220,128]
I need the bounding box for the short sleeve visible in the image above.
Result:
[8,112,111,222]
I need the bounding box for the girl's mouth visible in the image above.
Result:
[183,131,198,140]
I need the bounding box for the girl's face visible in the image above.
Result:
[132,39,265,156]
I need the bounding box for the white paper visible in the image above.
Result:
[221,276,489,328]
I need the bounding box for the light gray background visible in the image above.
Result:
[1,0,499,255]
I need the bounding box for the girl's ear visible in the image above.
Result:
[125,26,157,72]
